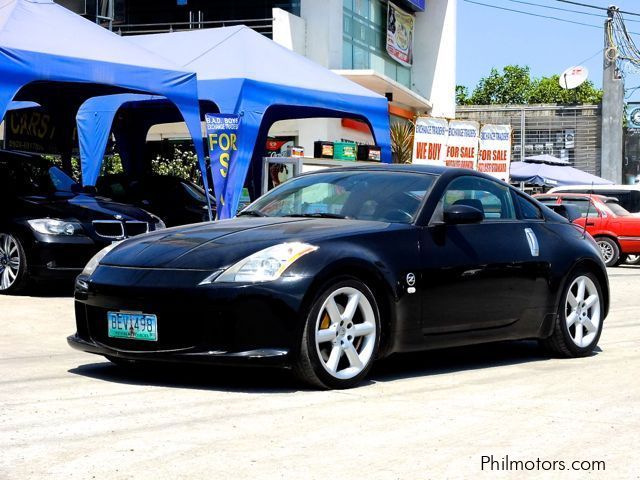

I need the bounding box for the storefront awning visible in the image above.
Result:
[333,69,432,112]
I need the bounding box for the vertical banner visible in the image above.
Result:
[445,120,479,170]
[412,117,448,164]
[478,124,512,182]
[386,2,415,67]
[205,113,240,219]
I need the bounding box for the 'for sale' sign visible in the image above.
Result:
[445,120,479,170]
[478,124,512,182]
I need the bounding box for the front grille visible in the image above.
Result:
[93,221,124,239]
[92,220,149,240]
[124,221,148,237]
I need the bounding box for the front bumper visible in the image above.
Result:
[67,334,290,367]
[71,266,314,368]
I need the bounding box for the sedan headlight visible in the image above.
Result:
[212,242,318,283]
[81,241,122,277]
[28,218,82,236]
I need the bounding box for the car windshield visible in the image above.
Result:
[243,170,436,223]
[181,181,214,204]
[2,156,78,195]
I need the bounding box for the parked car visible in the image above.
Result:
[96,174,215,227]
[69,165,609,389]
[0,150,165,294]
[535,193,640,267]
[548,185,640,214]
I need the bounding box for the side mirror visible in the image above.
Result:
[443,204,484,224]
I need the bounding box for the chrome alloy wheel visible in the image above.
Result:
[565,275,601,348]
[0,234,21,291]
[597,240,614,264]
[314,286,377,380]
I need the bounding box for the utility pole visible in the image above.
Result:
[601,6,624,183]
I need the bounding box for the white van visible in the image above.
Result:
[547,185,640,214]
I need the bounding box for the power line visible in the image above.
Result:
[554,0,605,12]
[508,0,640,23]
[555,0,640,18]
[464,0,603,30]
[464,0,640,35]
[506,0,605,19]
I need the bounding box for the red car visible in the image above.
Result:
[535,193,640,267]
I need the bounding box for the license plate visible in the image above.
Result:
[107,311,157,341]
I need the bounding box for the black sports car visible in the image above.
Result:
[96,174,216,227]
[0,150,165,293]
[68,165,609,389]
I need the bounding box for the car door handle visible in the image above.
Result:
[524,228,540,257]
[586,221,595,226]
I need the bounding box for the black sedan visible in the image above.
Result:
[68,165,609,389]
[0,150,165,294]
[96,174,215,227]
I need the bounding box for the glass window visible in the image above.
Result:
[561,199,599,218]
[435,176,517,222]
[245,171,435,223]
[605,201,631,217]
[514,193,543,220]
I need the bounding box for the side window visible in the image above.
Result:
[514,193,543,220]
[563,199,599,218]
[436,176,516,222]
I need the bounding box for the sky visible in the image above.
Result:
[457,0,640,101]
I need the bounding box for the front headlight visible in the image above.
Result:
[211,242,318,283]
[28,218,82,236]
[81,241,122,276]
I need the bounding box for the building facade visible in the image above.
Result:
[52,0,456,157]
[456,104,602,176]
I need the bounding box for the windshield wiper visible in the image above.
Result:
[284,213,348,219]
[237,210,268,217]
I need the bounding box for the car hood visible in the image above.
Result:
[21,194,156,222]
[101,217,394,270]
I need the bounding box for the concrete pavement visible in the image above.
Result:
[1,268,638,480]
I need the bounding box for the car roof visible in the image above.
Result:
[549,184,640,192]
[537,193,606,200]
[306,163,450,175]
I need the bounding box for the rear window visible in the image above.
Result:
[606,201,631,216]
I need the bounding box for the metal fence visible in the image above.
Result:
[456,104,602,176]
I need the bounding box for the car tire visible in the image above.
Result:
[293,278,381,389]
[595,237,620,267]
[0,232,29,294]
[540,269,604,358]
[624,254,640,265]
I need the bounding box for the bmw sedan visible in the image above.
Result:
[68,165,609,389]
[0,150,165,294]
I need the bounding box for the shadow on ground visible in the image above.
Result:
[16,280,75,298]
[67,340,590,394]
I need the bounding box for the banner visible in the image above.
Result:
[478,124,512,182]
[205,113,240,219]
[412,117,448,164]
[386,2,414,67]
[445,120,479,170]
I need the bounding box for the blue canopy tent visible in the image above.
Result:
[0,0,213,218]
[510,162,613,187]
[76,26,392,218]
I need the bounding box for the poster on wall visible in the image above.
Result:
[386,2,414,67]
[445,120,479,170]
[205,113,240,219]
[478,124,512,182]
[412,117,448,164]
